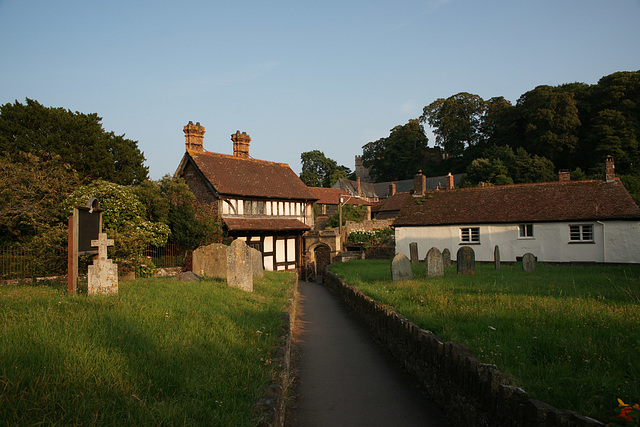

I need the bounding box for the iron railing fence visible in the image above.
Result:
[1,244,189,283]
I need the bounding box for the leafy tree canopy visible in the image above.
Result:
[300,150,351,187]
[0,98,148,185]
[362,119,429,182]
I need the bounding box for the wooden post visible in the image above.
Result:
[67,215,78,294]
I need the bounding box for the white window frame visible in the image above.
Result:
[460,227,480,244]
[569,224,594,243]
[518,224,534,239]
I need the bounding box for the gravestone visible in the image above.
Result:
[442,248,451,269]
[425,247,444,277]
[175,271,201,282]
[457,246,476,275]
[391,253,413,281]
[409,242,419,265]
[227,239,253,292]
[87,233,118,295]
[494,245,501,270]
[522,253,536,272]
[249,247,264,277]
[192,243,228,278]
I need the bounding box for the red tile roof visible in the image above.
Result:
[393,179,640,227]
[372,192,410,213]
[309,187,372,205]
[224,218,311,231]
[181,150,317,200]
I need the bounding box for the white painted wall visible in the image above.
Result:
[395,221,640,264]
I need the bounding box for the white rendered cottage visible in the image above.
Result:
[393,158,640,264]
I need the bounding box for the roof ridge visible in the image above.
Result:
[190,150,291,168]
[421,179,609,195]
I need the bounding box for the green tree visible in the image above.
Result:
[325,204,368,228]
[0,151,80,243]
[64,180,170,272]
[0,98,148,184]
[300,150,350,187]
[361,119,429,182]
[420,92,486,156]
[516,86,581,167]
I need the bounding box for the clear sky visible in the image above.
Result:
[1,0,639,180]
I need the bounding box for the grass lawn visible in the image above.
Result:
[0,272,295,426]
[330,260,640,422]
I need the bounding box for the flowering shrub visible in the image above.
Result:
[346,228,395,248]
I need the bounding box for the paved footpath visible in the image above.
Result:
[289,280,447,427]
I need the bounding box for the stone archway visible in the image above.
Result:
[303,230,340,281]
[314,244,332,276]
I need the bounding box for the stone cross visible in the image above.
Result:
[91,233,114,260]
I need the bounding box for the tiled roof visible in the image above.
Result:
[372,192,410,213]
[334,174,465,199]
[393,179,640,227]
[181,151,317,200]
[224,218,311,231]
[309,187,372,205]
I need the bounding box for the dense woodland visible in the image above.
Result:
[301,70,640,201]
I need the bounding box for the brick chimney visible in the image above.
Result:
[558,169,570,183]
[413,171,426,196]
[604,155,615,182]
[445,172,454,190]
[184,121,205,152]
[231,131,251,158]
[356,177,362,197]
[388,182,396,197]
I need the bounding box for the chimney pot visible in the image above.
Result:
[184,121,205,152]
[388,182,396,197]
[558,169,570,183]
[604,155,615,182]
[231,131,251,158]
[413,170,427,196]
[446,172,454,190]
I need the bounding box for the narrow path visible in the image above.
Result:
[289,280,447,427]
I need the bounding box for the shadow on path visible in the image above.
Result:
[288,280,447,426]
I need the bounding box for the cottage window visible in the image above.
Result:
[518,224,534,238]
[258,201,264,215]
[569,224,594,242]
[460,227,480,243]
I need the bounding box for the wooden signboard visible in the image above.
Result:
[68,198,103,294]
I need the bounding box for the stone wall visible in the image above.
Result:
[324,270,605,427]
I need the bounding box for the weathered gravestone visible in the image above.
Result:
[227,239,253,292]
[87,233,118,295]
[426,247,444,277]
[192,243,228,278]
[409,242,419,265]
[442,248,451,269]
[522,253,536,272]
[391,253,413,281]
[249,247,264,277]
[494,245,501,270]
[457,246,476,275]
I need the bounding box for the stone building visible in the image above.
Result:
[175,122,317,272]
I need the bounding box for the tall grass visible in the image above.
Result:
[330,260,640,422]
[0,272,295,426]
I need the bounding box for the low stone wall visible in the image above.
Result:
[255,273,298,427]
[324,270,605,427]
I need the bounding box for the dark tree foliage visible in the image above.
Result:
[134,175,227,251]
[362,119,429,182]
[325,204,368,228]
[0,98,148,185]
[300,150,351,188]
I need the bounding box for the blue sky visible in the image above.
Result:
[1,0,639,180]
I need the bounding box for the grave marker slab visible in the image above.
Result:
[457,246,476,275]
[87,233,118,295]
[227,239,253,292]
[391,253,413,281]
[522,253,536,272]
[192,243,228,278]
[494,245,501,270]
[409,242,419,265]
[442,248,451,269]
[249,247,264,277]
[426,247,444,277]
